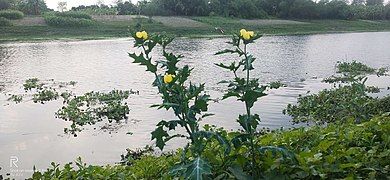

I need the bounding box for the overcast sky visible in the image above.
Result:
[46,0,389,11]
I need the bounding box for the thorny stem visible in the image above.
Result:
[243,43,257,176]
[142,43,195,144]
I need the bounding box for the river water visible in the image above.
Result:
[0,32,389,178]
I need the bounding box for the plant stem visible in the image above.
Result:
[244,43,257,176]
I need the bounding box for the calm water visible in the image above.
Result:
[0,32,389,178]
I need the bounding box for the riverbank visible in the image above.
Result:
[1,16,390,42]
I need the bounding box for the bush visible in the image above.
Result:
[54,11,92,19]
[0,10,24,20]
[44,15,95,27]
[0,16,11,26]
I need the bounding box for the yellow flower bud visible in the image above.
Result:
[141,31,148,40]
[135,31,148,40]
[247,31,254,37]
[163,74,174,84]
[242,33,251,40]
[136,31,143,39]
[240,29,255,40]
[240,29,247,37]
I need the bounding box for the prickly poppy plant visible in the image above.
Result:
[215,29,290,177]
[129,31,230,179]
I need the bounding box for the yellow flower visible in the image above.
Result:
[240,29,254,40]
[136,31,148,40]
[240,29,247,37]
[163,74,174,84]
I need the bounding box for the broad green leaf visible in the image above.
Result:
[151,126,169,150]
[228,165,252,180]
[184,157,212,180]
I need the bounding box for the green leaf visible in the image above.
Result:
[258,146,297,162]
[184,157,212,180]
[151,126,169,150]
[231,134,251,148]
[237,114,260,132]
[241,88,267,109]
[215,48,244,56]
[160,51,183,74]
[228,165,252,180]
[243,55,255,71]
[129,52,157,73]
[196,131,231,155]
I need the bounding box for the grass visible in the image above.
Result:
[1,16,390,42]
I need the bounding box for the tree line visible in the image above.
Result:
[1,0,390,20]
[0,0,51,15]
[137,0,390,19]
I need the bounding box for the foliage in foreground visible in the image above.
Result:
[30,115,390,179]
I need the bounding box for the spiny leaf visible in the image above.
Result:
[129,52,157,73]
[151,126,169,150]
[184,157,212,180]
[215,48,244,56]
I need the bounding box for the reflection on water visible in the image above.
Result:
[0,32,389,178]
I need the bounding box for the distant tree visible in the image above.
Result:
[113,0,123,4]
[365,5,385,19]
[116,1,137,15]
[288,0,318,19]
[386,2,390,19]
[17,0,49,15]
[229,0,267,19]
[366,0,383,6]
[351,0,365,5]
[96,0,105,6]
[0,0,11,10]
[57,1,67,12]
[348,4,367,19]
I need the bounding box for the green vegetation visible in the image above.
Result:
[57,90,133,135]
[0,9,23,19]
[7,78,137,135]
[0,0,51,15]
[284,61,389,124]
[43,12,95,27]
[30,115,390,179]
[215,30,286,177]
[130,31,231,179]
[1,17,390,42]
[65,0,390,20]
[0,16,11,26]
[71,4,118,15]
[48,11,92,20]
[43,16,95,27]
